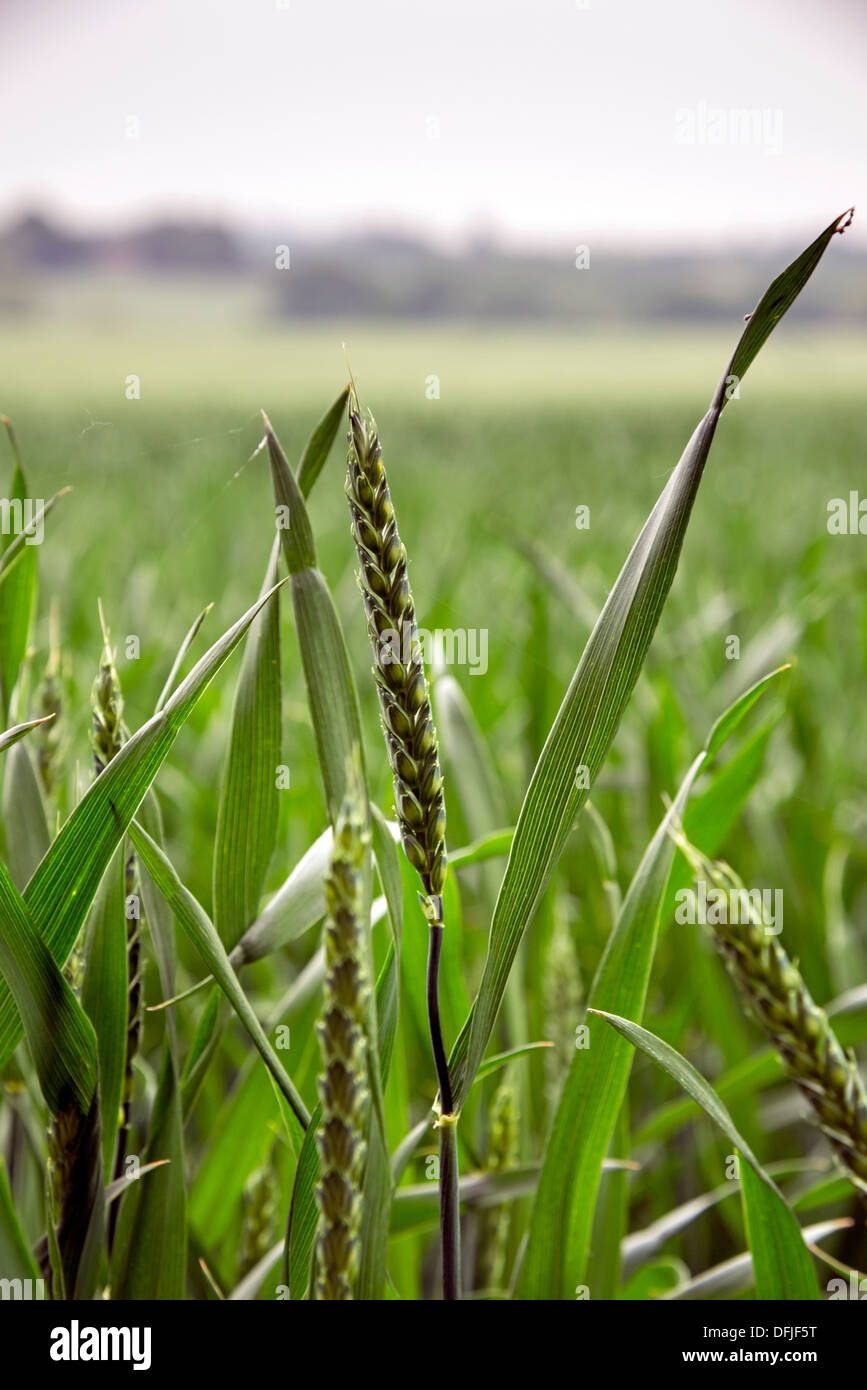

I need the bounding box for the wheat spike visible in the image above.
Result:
[345,396,447,907]
[314,759,370,1300]
[677,835,867,1192]
[89,603,143,1237]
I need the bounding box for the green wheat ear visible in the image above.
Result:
[90,598,126,774]
[345,389,461,1296]
[35,599,64,802]
[88,601,143,1237]
[345,394,447,907]
[314,752,370,1300]
[675,832,867,1193]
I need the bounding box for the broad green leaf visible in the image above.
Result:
[518,752,705,1300]
[434,671,508,847]
[356,1105,392,1302]
[448,215,848,1111]
[450,827,514,869]
[128,818,309,1135]
[0,714,54,757]
[230,818,401,971]
[154,602,212,714]
[231,826,331,967]
[297,386,350,498]
[189,1057,277,1250]
[180,986,225,1118]
[284,1102,322,1299]
[213,538,282,949]
[136,791,179,1058]
[229,1241,284,1301]
[621,1159,822,1278]
[434,671,520,1067]
[622,1184,735,1276]
[0,1155,40,1283]
[390,1158,632,1237]
[474,1041,552,1085]
[663,1219,850,1300]
[594,1009,820,1298]
[2,739,50,888]
[726,209,853,387]
[520,665,785,1297]
[112,1046,187,1299]
[741,1160,819,1300]
[370,803,403,1084]
[635,993,867,1149]
[0,421,37,721]
[583,800,621,924]
[391,1117,432,1185]
[792,1172,853,1214]
[704,664,790,758]
[0,860,105,1300]
[0,488,69,587]
[588,1009,782,1191]
[0,857,96,1114]
[104,1158,171,1206]
[0,579,286,1067]
[618,1258,687,1300]
[181,846,347,1120]
[390,1164,541,1235]
[263,413,365,823]
[587,1104,629,1299]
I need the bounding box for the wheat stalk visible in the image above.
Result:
[90,603,143,1244]
[345,400,447,905]
[46,1091,103,1298]
[345,388,461,1297]
[675,833,867,1192]
[314,760,370,1300]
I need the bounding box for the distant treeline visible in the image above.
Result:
[1,211,865,324]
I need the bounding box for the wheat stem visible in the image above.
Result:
[90,603,143,1250]
[46,1092,103,1298]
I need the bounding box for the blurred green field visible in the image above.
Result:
[2,315,867,1297]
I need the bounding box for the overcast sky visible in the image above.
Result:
[1,0,863,250]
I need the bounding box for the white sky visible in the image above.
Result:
[1,0,864,250]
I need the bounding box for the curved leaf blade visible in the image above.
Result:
[213,539,282,948]
[448,215,847,1112]
[0,580,287,1068]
